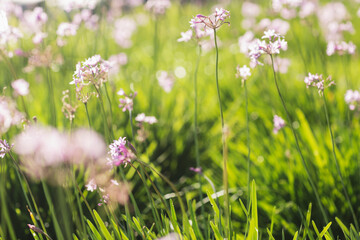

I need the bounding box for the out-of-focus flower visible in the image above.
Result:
[107,137,135,167]
[14,126,107,180]
[157,71,175,93]
[12,79,29,96]
[0,139,12,158]
[113,17,137,48]
[20,7,47,34]
[304,73,334,95]
[32,32,47,44]
[73,9,99,30]
[235,65,251,86]
[145,0,171,15]
[23,47,64,72]
[326,41,356,56]
[0,10,9,34]
[177,30,192,42]
[256,18,290,36]
[50,0,99,12]
[0,96,23,135]
[118,89,136,112]
[242,2,261,18]
[345,89,360,111]
[156,233,180,240]
[57,22,78,37]
[61,90,77,122]
[108,53,128,77]
[191,8,230,30]
[135,113,157,124]
[86,178,97,192]
[70,55,111,102]
[269,57,291,73]
[273,115,285,134]
[189,167,202,174]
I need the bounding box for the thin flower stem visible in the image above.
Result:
[93,84,112,143]
[322,93,359,231]
[269,55,331,233]
[104,83,114,135]
[129,110,136,147]
[244,81,251,209]
[47,68,57,126]
[41,181,65,240]
[8,153,47,235]
[71,171,86,236]
[84,103,92,128]
[194,45,206,236]
[213,28,229,236]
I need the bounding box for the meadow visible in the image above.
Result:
[1,0,360,239]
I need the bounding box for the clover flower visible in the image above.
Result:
[0,139,12,158]
[345,90,360,111]
[118,89,136,112]
[304,73,334,95]
[273,115,286,134]
[70,55,111,102]
[190,8,230,30]
[107,137,135,167]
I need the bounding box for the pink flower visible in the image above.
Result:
[145,0,171,15]
[135,113,158,124]
[273,115,286,134]
[0,139,12,158]
[236,65,251,85]
[177,30,192,42]
[86,179,97,192]
[12,79,29,96]
[191,8,230,30]
[0,96,23,135]
[118,89,136,112]
[0,10,9,34]
[304,73,334,95]
[345,90,360,111]
[157,71,175,93]
[56,22,78,37]
[107,137,135,167]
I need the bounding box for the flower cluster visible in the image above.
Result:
[113,17,138,48]
[190,8,230,30]
[273,115,286,134]
[304,73,334,95]
[135,113,158,124]
[61,90,78,122]
[135,113,158,142]
[157,71,175,93]
[249,29,287,67]
[118,89,137,112]
[145,0,171,15]
[11,79,29,96]
[235,65,251,86]
[14,126,106,181]
[70,55,111,102]
[0,96,23,135]
[345,90,360,111]
[326,41,356,56]
[107,137,136,167]
[0,139,12,159]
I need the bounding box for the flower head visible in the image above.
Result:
[157,71,175,93]
[236,65,251,86]
[273,115,286,134]
[12,79,29,96]
[0,96,23,135]
[107,137,136,167]
[118,89,137,112]
[0,139,12,158]
[345,89,360,111]
[304,73,334,95]
[191,8,230,30]
[145,0,171,15]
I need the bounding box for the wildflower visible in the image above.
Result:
[61,90,77,122]
[32,32,47,44]
[191,8,230,30]
[0,139,12,158]
[113,17,137,48]
[11,79,29,96]
[326,41,356,56]
[345,90,360,111]
[273,115,286,134]
[0,96,23,135]
[108,53,128,77]
[236,65,251,86]
[304,73,334,95]
[177,30,192,42]
[157,71,175,93]
[107,137,136,167]
[189,167,202,174]
[242,2,261,18]
[56,22,78,37]
[135,113,157,124]
[0,10,9,34]
[70,55,111,101]
[145,0,171,15]
[85,178,97,192]
[249,29,287,67]
[118,89,136,112]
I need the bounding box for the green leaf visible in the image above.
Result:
[319,222,332,238]
[336,217,350,239]
[210,221,223,240]
[93,210,113,240]
[87,219,102,240]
